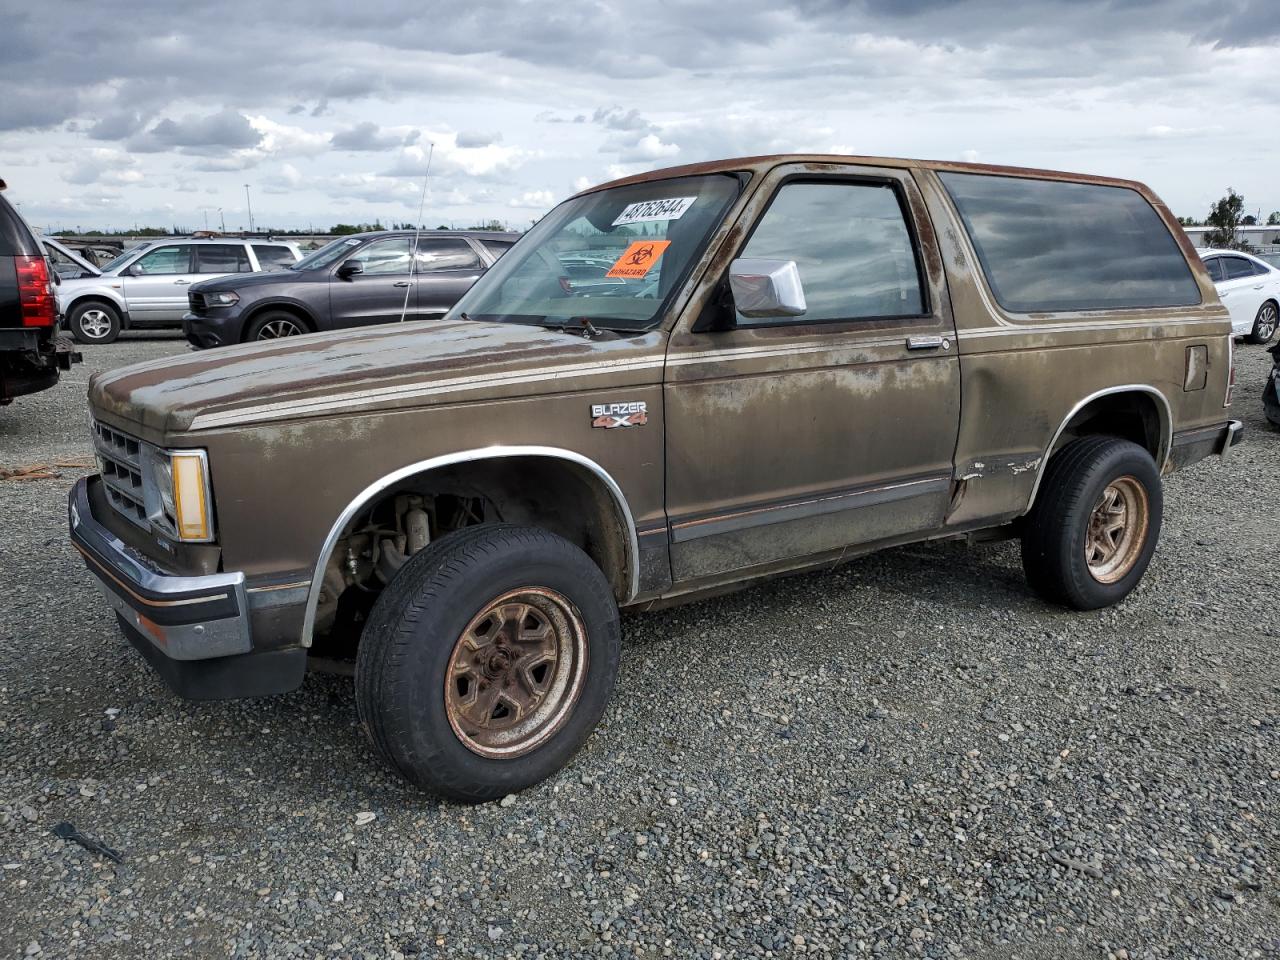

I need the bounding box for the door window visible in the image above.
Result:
[132,245,192,275]
[1201,257,1226,283]
[252,244,297,270]
[479,239,514,259]
[735,181,925,326]
[347,237,413,275]
[195,244,252,273]
[1222,256,1255,280]
[413,238,482,272]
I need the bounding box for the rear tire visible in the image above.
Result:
[1021,437,1163,610]
[355,523,621,802]
[68,301,121,344]
[244,310,308,342]
[1246,301,1278,345]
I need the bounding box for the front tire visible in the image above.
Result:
[68,301,121,344]
[1246,300,1278,344]
[355,524,621,802]
[1021,437,1163,610]
[244,310,308,342]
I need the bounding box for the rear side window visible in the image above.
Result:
[480,239,514,258]
[196,244,252,274]
[1201,257,1226,283]
[413,238,482,272]
[940,172,1201,313]
[735,180,925,325]
[1221,256,1257,280]
[252,244,297,270]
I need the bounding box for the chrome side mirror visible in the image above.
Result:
[727,258,806,318]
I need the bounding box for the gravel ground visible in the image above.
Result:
[1,333,1277,960]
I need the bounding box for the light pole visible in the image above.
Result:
[218,208,225,232]
[244,184,254,234]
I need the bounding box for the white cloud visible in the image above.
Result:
[508,189,555,209]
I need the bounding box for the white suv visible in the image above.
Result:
[57,237,302,344]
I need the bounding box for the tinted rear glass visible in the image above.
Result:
[1201,256,1226,283]
[252,244,297,270]
[940,172,1200,313]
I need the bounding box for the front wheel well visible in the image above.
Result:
[241,304,315,341]
[311,455,633,653]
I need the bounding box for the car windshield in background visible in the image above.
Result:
[99,246,145,273]
[449,173,743,331]
[291,237,361,271]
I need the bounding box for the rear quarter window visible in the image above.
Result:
[939,172,1201,313]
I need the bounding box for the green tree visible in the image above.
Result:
[1268,211,1280,226]
[1204,188,1249,250]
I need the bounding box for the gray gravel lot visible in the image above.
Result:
[1,332,1277,959]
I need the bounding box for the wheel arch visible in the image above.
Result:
[241,300,317,340]
[66,292,127,325]
[299,446,640,646]
[1025,385,1171,512]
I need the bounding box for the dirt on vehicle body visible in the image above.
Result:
[69,155,1241,800]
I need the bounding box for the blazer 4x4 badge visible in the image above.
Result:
[591,401,648,429]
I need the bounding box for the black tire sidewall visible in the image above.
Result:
[69,301,121,344]
[1250,302,1278,344]
[244,311,306,342]
[1051,443,1163,609]
[360,526,620,800]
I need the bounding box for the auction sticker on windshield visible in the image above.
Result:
[611,197,696,227]
[605,240,671,279]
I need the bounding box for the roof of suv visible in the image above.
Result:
[581,154,1151,197]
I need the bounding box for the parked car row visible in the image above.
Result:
[182,230,516,347]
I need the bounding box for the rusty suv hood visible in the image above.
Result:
[89,320,665,437]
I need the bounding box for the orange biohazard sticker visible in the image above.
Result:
[605,240,671,279]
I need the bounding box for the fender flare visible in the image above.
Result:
[299,445,640,646]
[64,291,129,325]
[1024,384,1172,512]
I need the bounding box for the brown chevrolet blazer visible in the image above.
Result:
[69,155,1242,800]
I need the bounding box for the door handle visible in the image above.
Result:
[173,279,191,285]
[1253,284,1265,290]
[906,335,950,350]
[392,280,413,288]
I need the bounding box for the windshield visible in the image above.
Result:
[99,245,145,273]
[291,236,362,271]
[448,173,742,330]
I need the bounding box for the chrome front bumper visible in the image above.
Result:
[68,477,251,661]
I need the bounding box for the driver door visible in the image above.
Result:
[663,164,961,582]
[122,244,195,322]
[328,236,418,328]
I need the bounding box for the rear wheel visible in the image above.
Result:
[244,311,308,341]
[1021,437,1163,610]
[1246,301,1278,344]
[355,524,621,802]
[68,301,121,344]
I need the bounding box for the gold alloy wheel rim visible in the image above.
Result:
[444,587,589,759]
[1085,475,1150,584]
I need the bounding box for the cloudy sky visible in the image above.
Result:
[2,0,1277,232]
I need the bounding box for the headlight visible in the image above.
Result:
[142,446,214,542]
[204,291,239,307]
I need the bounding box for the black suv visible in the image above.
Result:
[0,179,79,404]
[183,230,518,347]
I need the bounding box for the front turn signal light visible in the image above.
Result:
[171,451,212,542]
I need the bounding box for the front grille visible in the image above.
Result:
[188,291,206,313]
[92,420,148,529]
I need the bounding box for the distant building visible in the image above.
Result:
[1182,224,1280,249]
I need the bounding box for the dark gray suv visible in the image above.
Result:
[183,230,518,347]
